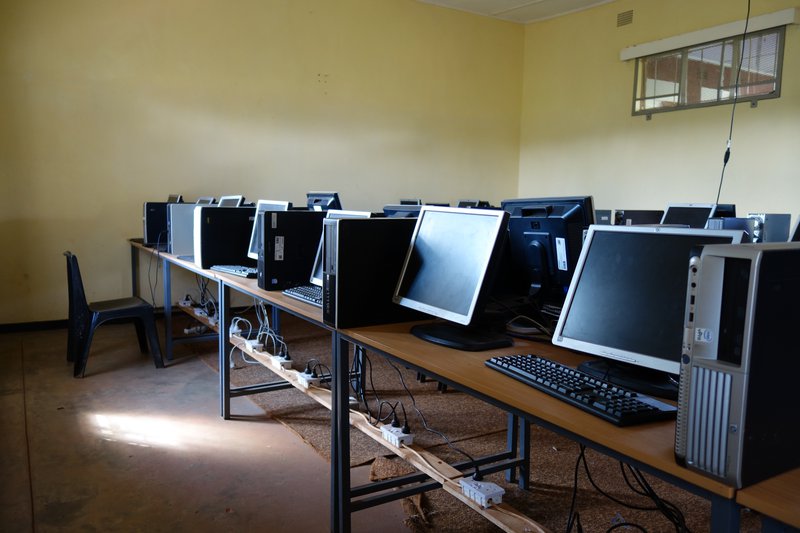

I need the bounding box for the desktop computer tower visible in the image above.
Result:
[143,202,171,248]
[675,242,800,488]
[256,210,326,290]
[167,203,198,257]
[193,206,256,269]
[747,213,791,243]
[322,218,424,328]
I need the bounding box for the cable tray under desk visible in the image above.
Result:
[230,336,543,532]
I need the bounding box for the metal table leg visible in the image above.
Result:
[163,258,173,361]
[331,332,351,533]
[218,282,231,419]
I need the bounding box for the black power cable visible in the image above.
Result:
[714,0,752,205]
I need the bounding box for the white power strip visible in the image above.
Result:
[297,371,321,389]
[380,425,414,447]
[459,478,505,508]
[271,355,292,369]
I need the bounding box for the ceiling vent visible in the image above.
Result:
[617,10,634,27]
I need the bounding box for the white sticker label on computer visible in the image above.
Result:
[274,236,284,261]
[555,237,568,271]
[271,213,278,228]
[694,328,713,343]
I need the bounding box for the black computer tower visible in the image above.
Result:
[322,217,424,328]
[257,210,326,290]
[675,242,800,488]
[192,206,256,269]
[143,202,170,248]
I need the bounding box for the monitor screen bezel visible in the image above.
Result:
[247,199,292,260]
[660,203,717,227]
[392,205,509,326]
[552,224,744,375]
[195,196,216,205]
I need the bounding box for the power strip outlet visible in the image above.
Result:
[297,371,321,389]
[271,355,292,369]
[459,478,505,508]
[380,425,414,447]
[244,339,263,352]
[193,307,207,317]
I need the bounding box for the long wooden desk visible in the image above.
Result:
[129,239,329,418]
[334,323,740,533]
[130,239,799,533]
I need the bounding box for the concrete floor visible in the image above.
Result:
[0,323,409,532]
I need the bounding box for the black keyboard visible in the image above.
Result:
[209,265,257,278]
[282,284,323,307]
[485,354,677,426]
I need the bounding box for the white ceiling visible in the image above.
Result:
[417,0,615,23]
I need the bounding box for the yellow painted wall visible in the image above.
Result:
[0,0,523,324]
[519,0,799,219]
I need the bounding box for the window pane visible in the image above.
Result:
[632,27,783,115]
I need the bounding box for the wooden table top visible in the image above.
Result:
[736,467,800,528]
[342,321,736,500]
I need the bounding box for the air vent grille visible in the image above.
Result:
[617,10,633,27]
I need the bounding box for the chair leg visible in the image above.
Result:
[74,324,97,378]
[142,315,164,369]
[134,320,148,353]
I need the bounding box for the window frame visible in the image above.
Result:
[632,26,785,116]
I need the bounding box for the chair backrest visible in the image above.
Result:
[64,251,90,320]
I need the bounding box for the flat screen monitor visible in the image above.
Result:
[195,196,215,205]
[660,203,717,228]
[457,199,491,208]
[218,195,244,207]
[383,204,422,218]
[791,217,800,242]
[393,206,511,351]
[167,194,183,203]
[307,191,342,211]
[309,210,371,286]
[500,196,595,310]
[400,198,422,205]
[247,199,292,260]
[553,225,744,398]
[614,209,664,226]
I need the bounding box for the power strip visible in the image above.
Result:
[459,478,504,508]
[271,355,292,369]
[380,425,414,447]
[297,371,321,389]
[244,339,263,352]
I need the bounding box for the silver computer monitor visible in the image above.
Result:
[195,196,215,205]
[217,195,244,207]
[247,199,292,260]
[660,203,717,228]
[309,210,371,286]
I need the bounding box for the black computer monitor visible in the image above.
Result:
[247,199,292,260]
[167,194,183,203]
[552,225,744,398]
[614,209,664,226]
[306,191,342,211]
[382,204,422,218]
[500,196,595,309]
[393,206,511,351]
[660,203,717,228]
[457,199,491,208]
[791,217,800,242]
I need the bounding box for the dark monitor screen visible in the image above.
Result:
[393,206,511,350]
[660,203,716,228]
[307,191,342,211]
[553,225,743,396]
[791,217,800,242]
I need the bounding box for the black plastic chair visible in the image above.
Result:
[65,251,164,377]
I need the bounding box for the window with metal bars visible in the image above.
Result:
[633,26,784,115]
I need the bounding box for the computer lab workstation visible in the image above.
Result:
[133,192,800,532]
